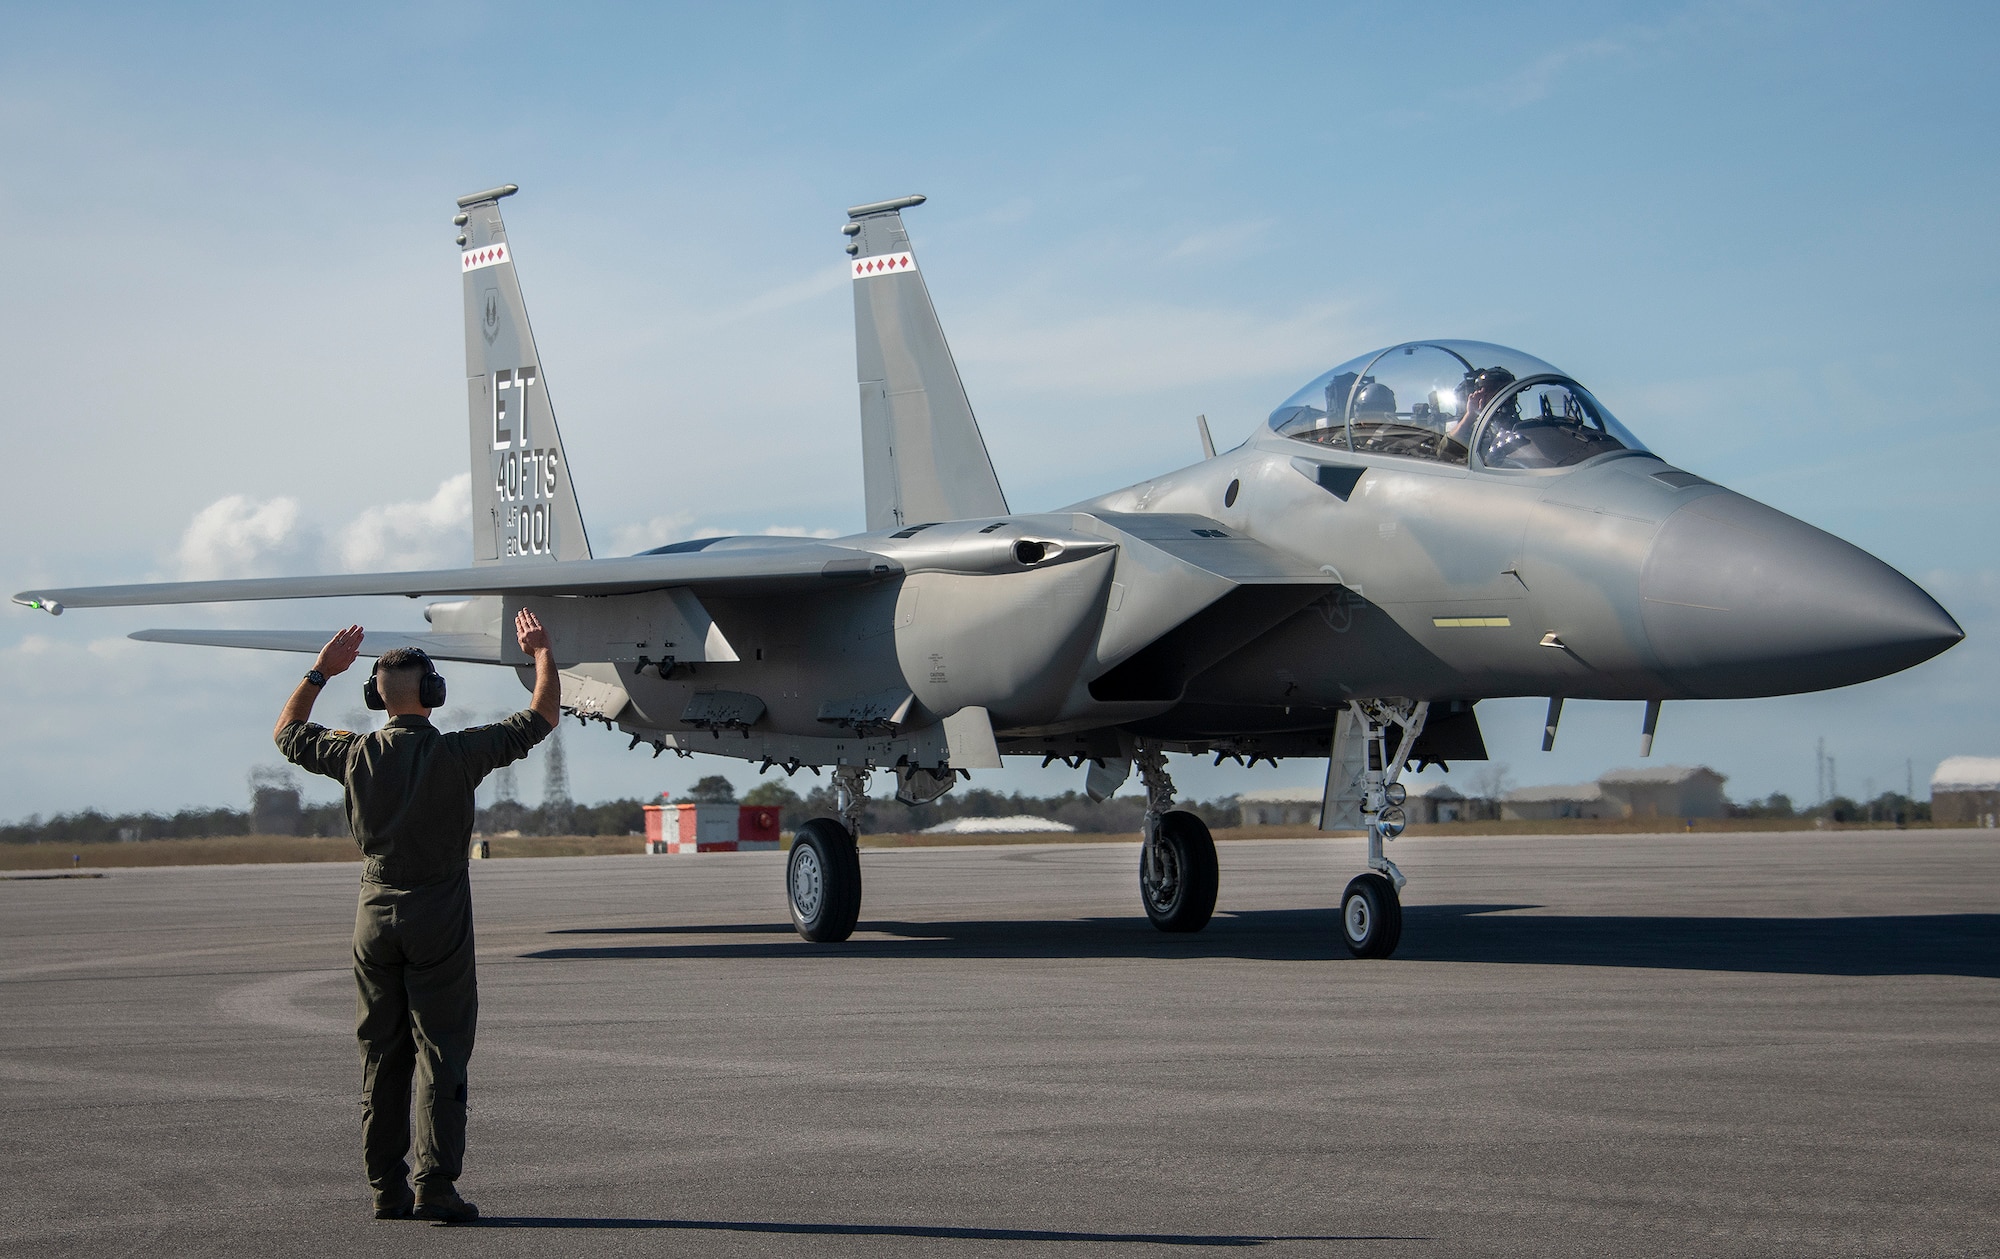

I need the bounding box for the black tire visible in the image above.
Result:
[1339,872,1402,958]
[1140,810,1219,933]
[787,818,861,942]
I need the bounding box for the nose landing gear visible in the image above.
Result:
[1335,700,1427,958]
[1340,871,1402,958]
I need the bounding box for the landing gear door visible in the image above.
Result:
[1321,707,1366,831]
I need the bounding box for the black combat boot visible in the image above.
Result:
[372,1184,415,1220]
[414,1188,480,1223]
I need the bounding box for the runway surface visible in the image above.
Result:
[3,830,1995,1257]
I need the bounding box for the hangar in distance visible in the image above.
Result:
[16,187,1962,957]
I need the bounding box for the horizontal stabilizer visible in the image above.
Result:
[130,628,503,664]
[17,541,902,610]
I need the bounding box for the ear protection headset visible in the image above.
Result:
[363,649,448,711]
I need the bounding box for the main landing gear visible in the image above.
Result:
[786,765,870,942]
[1135,743,1217,932]
[1337,700,1428,959]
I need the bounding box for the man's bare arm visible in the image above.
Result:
[276,625,364,740]
[515,609,560,728]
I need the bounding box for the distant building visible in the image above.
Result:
[1502,765,1727,822]
[1502,781,1611,821]
[1930,756,2000,827]
[1598,765,1728,819]
[1238,781,1471,827]
[1406,781,1466,824]
[1237,786,1322,828]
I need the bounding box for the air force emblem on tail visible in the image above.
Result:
[490,365,561,557]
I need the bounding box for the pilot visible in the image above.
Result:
[1447,366,1516,447]
[274,610,557,1223]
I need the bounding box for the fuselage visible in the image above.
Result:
[578,339,1959,763]
[1071,425,1959,735]
[569,428,1957,761]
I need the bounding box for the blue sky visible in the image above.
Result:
[4,2,1996,818]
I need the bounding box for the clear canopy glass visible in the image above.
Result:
[1269,340,1647,469]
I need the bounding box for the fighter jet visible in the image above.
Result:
[15,187,1962,956]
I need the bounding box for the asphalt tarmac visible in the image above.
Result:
[3,830,1995,1257]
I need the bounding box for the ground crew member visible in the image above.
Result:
[275,610,558,1223]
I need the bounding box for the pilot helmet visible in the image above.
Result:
[1461,366,1517,415]
[1351,378,1398,416]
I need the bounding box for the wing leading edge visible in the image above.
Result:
[13,541,902,612]
[130,628,503,664]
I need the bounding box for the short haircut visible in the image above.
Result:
[374,648,429,707]
[376,647,430,675]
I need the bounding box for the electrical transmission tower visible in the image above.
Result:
[542,723,574,835]
[489,709,520,804]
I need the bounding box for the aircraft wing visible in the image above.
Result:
[13,542,901,612]
[129,628,504,664]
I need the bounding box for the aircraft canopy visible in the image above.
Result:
[1269,339,1648,470]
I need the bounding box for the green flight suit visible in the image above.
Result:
[278,709,551,1197]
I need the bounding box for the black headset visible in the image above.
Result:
[363,649,448,711]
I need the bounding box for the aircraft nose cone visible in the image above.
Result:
[1640,491,1962,698]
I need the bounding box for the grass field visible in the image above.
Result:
[0,814,1934,873]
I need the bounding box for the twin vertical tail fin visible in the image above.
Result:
[457,185,592,565]
[847,195,1008,532]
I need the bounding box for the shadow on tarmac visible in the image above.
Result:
[527,906,2000,978]
[466,1216,1414,1244]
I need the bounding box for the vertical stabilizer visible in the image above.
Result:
[457,185,592,565]
[846,196,1008,531]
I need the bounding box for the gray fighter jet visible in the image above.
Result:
[16,187,1962,956]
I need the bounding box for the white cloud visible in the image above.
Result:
[171,475,469,580]
[174,494,317,580]
[335,473,470,572]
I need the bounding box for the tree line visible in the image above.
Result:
[2,776,1236,845]
[1,782,1932,846]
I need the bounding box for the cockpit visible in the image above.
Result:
[1268,340,1647,470]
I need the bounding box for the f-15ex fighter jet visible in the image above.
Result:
[17,187,1962,956]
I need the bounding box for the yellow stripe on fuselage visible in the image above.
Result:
[1432,616,1512,628]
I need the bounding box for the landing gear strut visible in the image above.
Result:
[1338,701,1427,958]
[786,765,870,943]
[1135,743,1217,932]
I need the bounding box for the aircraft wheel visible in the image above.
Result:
[1140,810,1218,933]
[1340,872,1402,958]
[787,818,861,942]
